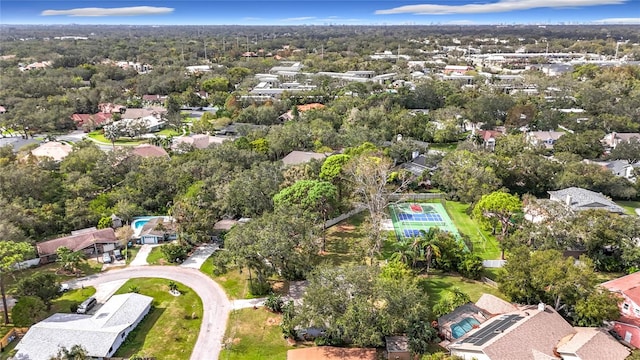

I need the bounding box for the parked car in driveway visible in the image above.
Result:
[102,253,112,264]
[114,249,123,261]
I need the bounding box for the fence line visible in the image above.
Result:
[12,258,40,270]
[482,260,507,268]
[388,193,444,202]
[481,277,499,288]
[0,328,28,349]
[325,206,366,228]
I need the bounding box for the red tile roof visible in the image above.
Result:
[287,347,377,360]
[37,228,118,256]
[602,271,640,304]
[132,144,169,158]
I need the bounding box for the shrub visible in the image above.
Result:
[458,253,484,280]
[249,280,271,296]
[161,243,190,263]
[265,294,284,313]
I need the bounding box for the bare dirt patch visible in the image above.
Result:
[265,317,281,326]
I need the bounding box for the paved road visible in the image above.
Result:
[68,266,231,360]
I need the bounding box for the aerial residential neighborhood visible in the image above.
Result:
[1,1,640,360]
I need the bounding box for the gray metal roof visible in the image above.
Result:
[15,293,153,360]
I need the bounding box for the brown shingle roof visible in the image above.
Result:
[287,347,376,360]
[281,151,327,166]
[450,306,575,360]
[139,217,177,237]
[475,293,518,315]
[132,144,169,158]
[36,228,118,256]
[557,327,629,360]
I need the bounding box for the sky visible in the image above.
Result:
[1,0,639,26]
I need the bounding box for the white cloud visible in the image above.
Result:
[281,16,316,22]
[41,6,174,17]
[593,17,640,24]
[376,0,626,15]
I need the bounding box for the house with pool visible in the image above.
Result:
[132,216,178,244]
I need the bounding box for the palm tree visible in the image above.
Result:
[391,239,419,268]
[417,228,441,275]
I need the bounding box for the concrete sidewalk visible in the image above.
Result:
[180,243,218,269]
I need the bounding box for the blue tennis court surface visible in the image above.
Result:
[389,202,460,240]
[403,229,423,237]
[397,213,443,222]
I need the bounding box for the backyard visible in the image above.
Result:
[113,278,203,360]
[616,200,640,216]
[445,201,502,260]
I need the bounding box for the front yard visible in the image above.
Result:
[5,260,103,292]
[113,278,203,360]
[220,308,293,360]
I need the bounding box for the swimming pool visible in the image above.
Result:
[131,216,160,237]
[451,317,481,339]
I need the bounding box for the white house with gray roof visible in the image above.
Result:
[15,293,152,360]
[548,187,625,214]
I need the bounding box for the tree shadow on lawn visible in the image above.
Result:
[114,307,165,357]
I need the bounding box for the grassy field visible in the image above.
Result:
[87,131,145,146]
[421,272,507,317]
[320,212,368,266]
[200,257,252,300]
[156,128,182,136]
[113,278,203,360]
[146,246,176,266]
[616,200,640,216]
[445,201,502,260]
[220,308,291,360]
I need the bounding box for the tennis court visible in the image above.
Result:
[389,202,460,240]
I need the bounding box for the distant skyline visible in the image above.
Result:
[1,1,640,26]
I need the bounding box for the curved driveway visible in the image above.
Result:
[69,266,231,360]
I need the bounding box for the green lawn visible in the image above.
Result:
[220,308,291,360]
[320,212,368,266]
[113,278,203,360]
[5,261,103,293]
[616,201,640,216]
[446,201,502,260]
[156,128,181,136]
[146,246,175,266]
[421,272,507,318]
[201,257,251,300]
[428,143,458,152]
[48,287,97,315]
[87,131,145,146]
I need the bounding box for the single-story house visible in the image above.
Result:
[448,303,628,360]
[138,217,178,244]
[131,144,170,159]
[15,293,153,360]
[36,227,119,263]
[556,327,629,360]
[287,346,377,360]
[586,159,638,182]
[121,107,167,133]
[601,271,640,348]
[98,103,125,114]
[71,112,113,130]
[526,131,565,149]
[141,94,168,104]
[548,187,625,214]
[281,151,328,167]
[31,141,73,162]
[172,134,228,151]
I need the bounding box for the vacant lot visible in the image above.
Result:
[220,308,292,360]
[446,201,502,260]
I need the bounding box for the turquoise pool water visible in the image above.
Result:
[131,216,157,237]
[451,317,481,339]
